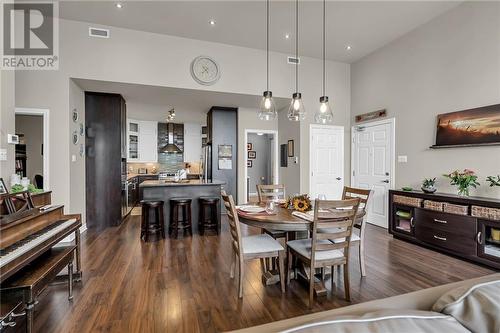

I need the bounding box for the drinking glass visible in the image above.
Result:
[265,200,277,214]
[318,194,327,201]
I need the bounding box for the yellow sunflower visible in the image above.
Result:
[293,197,310,212]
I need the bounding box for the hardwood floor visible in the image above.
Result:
[34,213,494,332]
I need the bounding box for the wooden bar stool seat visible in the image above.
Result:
[169,198,193,239]
[140,200,165,242]
[198,196,220,235]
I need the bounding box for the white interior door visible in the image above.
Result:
[310,125,344,200]
[352,120,394,228]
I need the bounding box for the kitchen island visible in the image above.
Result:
[140,179,225,234]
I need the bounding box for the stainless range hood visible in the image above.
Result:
[160,123,182,153]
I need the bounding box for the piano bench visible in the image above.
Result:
[1,245,77,333]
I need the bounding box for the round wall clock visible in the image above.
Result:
[190,56,221,85]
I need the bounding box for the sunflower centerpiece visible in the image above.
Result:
[285,194,312,212]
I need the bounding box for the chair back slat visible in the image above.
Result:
[256,184,285,204]
[221,191,243,257]
[315,241,349,251]
[310,197,361,263]
[342,187,371,211]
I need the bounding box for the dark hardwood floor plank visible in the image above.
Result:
[31,214,495,332]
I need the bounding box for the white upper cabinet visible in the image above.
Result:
[127,119,158,163]
[183,123,202,163]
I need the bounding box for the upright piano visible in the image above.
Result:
[0,193,82,332]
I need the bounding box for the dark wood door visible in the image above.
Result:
[85,92,125,230]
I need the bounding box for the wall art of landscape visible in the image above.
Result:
[435,104,500,146]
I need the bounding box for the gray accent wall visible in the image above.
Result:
[352,2,500,197]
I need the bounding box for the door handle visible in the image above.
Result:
[382,180,389,183]
[433,219,447,224]
[336,177,342,180]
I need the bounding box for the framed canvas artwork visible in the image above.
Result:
[248,151,256,159]
[434,104,500,147]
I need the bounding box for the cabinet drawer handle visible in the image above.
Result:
[410,217,415,228]
[433,235,447,241]
[477,231,482,244]
[433,219,447,224]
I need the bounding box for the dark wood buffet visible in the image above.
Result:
[389,190,500,269]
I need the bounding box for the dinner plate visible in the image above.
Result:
[239,206,266,213]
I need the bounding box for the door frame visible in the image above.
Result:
[243,129,279,203]
[14,108,50,190]
[309,124,344,198]
[350,117,396,189]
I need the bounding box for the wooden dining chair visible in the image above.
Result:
[256,184,288,270]
[221,191,286,298]
[341,187,372,277]
[286,197,361,308]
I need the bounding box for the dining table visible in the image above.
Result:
[237,204,328,296]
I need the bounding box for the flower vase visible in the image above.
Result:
[457,187,469,196]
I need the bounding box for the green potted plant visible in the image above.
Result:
[421,178,437,194]
[443,169,480,196]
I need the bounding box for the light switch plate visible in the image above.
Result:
[398,155,408,163]
[7,134,19,144]
[71,154,77,162]
[0,148,7,161]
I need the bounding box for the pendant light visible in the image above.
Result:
[287,0,306,121]
[258,0,277,121]
[315,0,333,124]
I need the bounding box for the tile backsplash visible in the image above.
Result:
[128,155,201,175]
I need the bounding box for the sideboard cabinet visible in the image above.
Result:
[389,190,500,269]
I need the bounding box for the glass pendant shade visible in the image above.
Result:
[258,91,277,121]
[315,96,333,124]
[287,92,306,121]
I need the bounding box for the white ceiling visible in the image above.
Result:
[60,1,460,63]
[74,78,289,123]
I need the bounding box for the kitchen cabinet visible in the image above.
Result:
[127,119,158,163]
[183,123,202,163]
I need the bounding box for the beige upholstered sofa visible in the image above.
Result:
[231,273,500,333]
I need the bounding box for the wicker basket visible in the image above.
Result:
[424,200,444,212]
[472,206,500,221]
[443,203,469,216]
[393,195,423,208]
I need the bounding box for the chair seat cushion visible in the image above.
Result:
[317,227,361,243]
[242,234,284,255]
[287,239,344,261]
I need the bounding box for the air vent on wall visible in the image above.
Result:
[287,56,300,65]
[89,27,110,38]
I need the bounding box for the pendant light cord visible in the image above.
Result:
[266,0,270,91]
[322,0,326,97]
[295,0,299,94]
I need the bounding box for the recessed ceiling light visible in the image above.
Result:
[257,133,264,136]
[285,33,290,39]
[346,45,352,51]
[209,19,216,26]
[115,3,123,9]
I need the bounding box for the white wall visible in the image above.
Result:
[0,70,16,183]
[352,2,500,197]
[69,80,86,222]
[13,18,350,210]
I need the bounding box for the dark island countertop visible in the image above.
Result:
[139,179,226,188]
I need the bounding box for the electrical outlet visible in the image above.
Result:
[398,155,408,163]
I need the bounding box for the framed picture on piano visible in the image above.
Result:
[0,178,7,195]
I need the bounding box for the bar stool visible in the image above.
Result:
[169,198,192,238]
[199,197,220,235]
[140,200,165,242]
